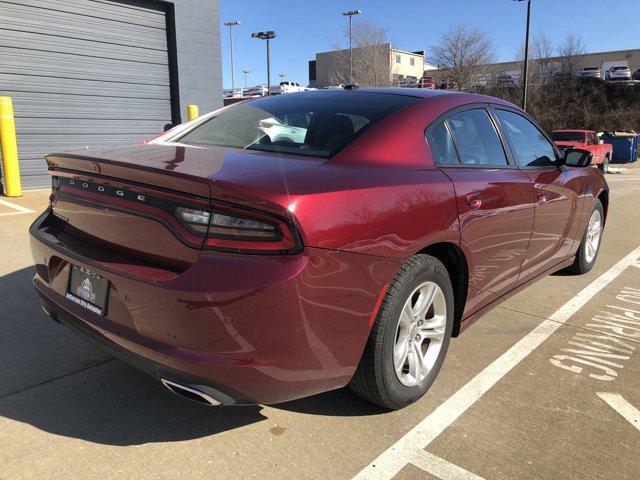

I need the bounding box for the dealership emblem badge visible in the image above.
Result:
[77,278,96,303]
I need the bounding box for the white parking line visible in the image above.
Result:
[410,450,484,480]
[0,198,35,215]
[597,393,640,432]
[354,245,640,480]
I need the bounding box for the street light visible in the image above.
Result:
[251,31,276,94]
[242,69,250,90]
[342,9,362,85]
[279,73,286,82]
[224,21,241,97]
[514,0,531,111]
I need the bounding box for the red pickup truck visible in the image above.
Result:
[551,130,613,173]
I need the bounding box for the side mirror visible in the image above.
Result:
[163,123,174,132]
[564,147,593,168]
[598,139,604,145]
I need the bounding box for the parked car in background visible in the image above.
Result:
[246,85,269,97]
[222,88,242,98]
[496,74,517,86]
[579,66,602,79]
[30,89,608,410]
[605,65,631,81]
[633,69,640,81]
[551,129,613,173]
[269,81,308,94]
[470,74,490,87]
[416,76,436,89]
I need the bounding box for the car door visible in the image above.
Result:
[427,105,535,315]
[492,107,583,285]
[587,132,603,164]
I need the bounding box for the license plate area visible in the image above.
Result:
[66,265,109,316]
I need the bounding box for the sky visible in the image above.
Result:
[219,0,640,89]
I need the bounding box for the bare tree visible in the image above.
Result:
[557,32,586,79]
[328,20,391,87]
[518,32,557,85]
[430,23,496,91]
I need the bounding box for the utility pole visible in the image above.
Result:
[224,21,240,96]
[251,31,276,94]
[342,10,362,85]
[515,0,531,110]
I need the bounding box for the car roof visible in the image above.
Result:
[334,87,519,105]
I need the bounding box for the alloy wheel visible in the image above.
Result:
[585,209,602,264]
[393,281,447,387]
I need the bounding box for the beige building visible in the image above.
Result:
[309,45,436,88]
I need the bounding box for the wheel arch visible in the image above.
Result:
[598,188,609,224]
[417,242,468,337]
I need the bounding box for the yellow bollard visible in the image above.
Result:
[0,97,22,197]
[187,104,199,121]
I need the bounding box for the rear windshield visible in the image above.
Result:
[612,66,628,71]
[175,91,419,158]
[551,131,585,142]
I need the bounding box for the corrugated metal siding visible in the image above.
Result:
[0,0,172,189]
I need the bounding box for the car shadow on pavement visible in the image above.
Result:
[0,267,266,446]
[276,388,390,417]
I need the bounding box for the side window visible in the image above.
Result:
[429,122,459,165]
[494,110,557,167]
[445,109,508,166]
[587,132,595,144]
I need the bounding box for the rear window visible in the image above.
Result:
[551,131,585,142]
[175,91,419,158]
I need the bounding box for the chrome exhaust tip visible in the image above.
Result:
[160,378,222,406]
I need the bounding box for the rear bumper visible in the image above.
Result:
[30,209,400,404]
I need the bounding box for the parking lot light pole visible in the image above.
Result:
[279,73,286,82]
[251,31,276,94]
[515,0,531,111]
[224,21,241,97]
[242,69,249,90]
[342,10,362,85]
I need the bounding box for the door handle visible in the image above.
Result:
[536,193,547,205]
[465,195,482,209]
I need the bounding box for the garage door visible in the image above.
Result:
[0,0,173,189]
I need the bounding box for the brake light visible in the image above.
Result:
[175,207,210,235]
[174,203,301,254]
[204,203,301,254]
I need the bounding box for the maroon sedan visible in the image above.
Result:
[30,89,607,409]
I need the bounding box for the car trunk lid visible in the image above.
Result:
[46,143,321,266]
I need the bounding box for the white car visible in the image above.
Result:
[579,66,602,79]
[257,116,308,144]
[269,81,308,94]
[606,66,631,81]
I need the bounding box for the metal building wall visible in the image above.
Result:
[0,0,222,190]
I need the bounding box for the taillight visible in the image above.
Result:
[174,203,301,254]
[210,212,278,240]
[175,207,210,235]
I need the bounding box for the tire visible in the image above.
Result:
[349,254,454,410]
[599,156,610,174]
[567,199,604,274]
